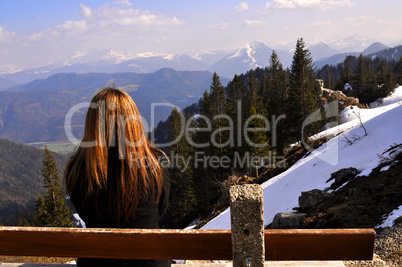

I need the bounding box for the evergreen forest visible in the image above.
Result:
[162,38,402,228]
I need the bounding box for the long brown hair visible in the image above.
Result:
[64,88,164,223]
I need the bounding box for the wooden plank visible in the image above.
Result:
[0,227,374,260]
[0,227,232,260]
[265,229,375,261]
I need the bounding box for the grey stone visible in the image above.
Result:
[327,168,360,190]
[271,213,307,229]
[299,189,331,210]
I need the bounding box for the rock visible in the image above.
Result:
[348,187,357,196]
[271,213,307,229]
[394,216,402,226]
[315,79,360,110]
[326,167,360,190]
[299,189,331,210]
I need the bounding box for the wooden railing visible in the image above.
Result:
[0,185,375,266]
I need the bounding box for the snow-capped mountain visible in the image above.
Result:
[209,41,273,78]
[362,42,390,56]
[328,35,375,53]
[0,36,398,86]
[309,42,338,61]
[208,41,295,78]
[59,49,136,66]
[190,49,236,66]
[0,50,209,84]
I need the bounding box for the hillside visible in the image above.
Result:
[0,139,69,225]
[367,45,402,61]
[202,87,402,230]
[0,69,224,143]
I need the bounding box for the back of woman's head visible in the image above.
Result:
[64,87,163,223]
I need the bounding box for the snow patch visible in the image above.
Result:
[0,64,24,74]
[73,213,86,228]
[376,205,402,228]
[370,86,402,107]
[380,165,390,172]
[163,54,175,60]
[202,88,402,229]
[135,52,164,58]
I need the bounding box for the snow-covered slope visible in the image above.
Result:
[202,87,402,229]
[370,86,402,108]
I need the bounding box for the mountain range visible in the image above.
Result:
[0,35,401,145]
[0,69,226,144]
[1,35,401,86]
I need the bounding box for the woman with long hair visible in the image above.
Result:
[64,88,170,267]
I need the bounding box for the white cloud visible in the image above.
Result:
[27,4,182,41]
[311,20,332,26]
[235,2,250,11]
[113,0,133,6]
[80,4,94,20]
[56,20,88,33]
[29,19,89,40]
[344,16,392,26]
[90,4,181,26]
[262,0,354,10]
[244,20,265,26]
[0,26,16,42]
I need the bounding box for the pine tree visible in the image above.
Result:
[375,59,396,100]
[167,107,198,227]
[351,54,366,100]
[227,74,248,122]
[36,146,74,227]
[34,194,48,226]
[209,72,229,156]
[208,72,231,183]
[351,54,379,104]
[193,90,213,213]
[265,51,288,153]
[286,38,319,144]
[335,56,354,92]
[394,56,402,84]
[246,105,270,177]
[247,71,261,113]
[226,74,248,158]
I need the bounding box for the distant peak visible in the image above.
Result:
[248,41,267,49]
[363,42,389,55]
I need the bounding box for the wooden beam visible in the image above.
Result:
[265,229,375,261]
[0,227,374,260]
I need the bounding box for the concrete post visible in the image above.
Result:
[230,184,264,267]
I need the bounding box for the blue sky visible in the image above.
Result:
[1,0,401,70]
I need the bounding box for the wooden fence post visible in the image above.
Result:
[230,184,264,267]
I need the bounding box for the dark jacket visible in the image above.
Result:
[70,163,171,267]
